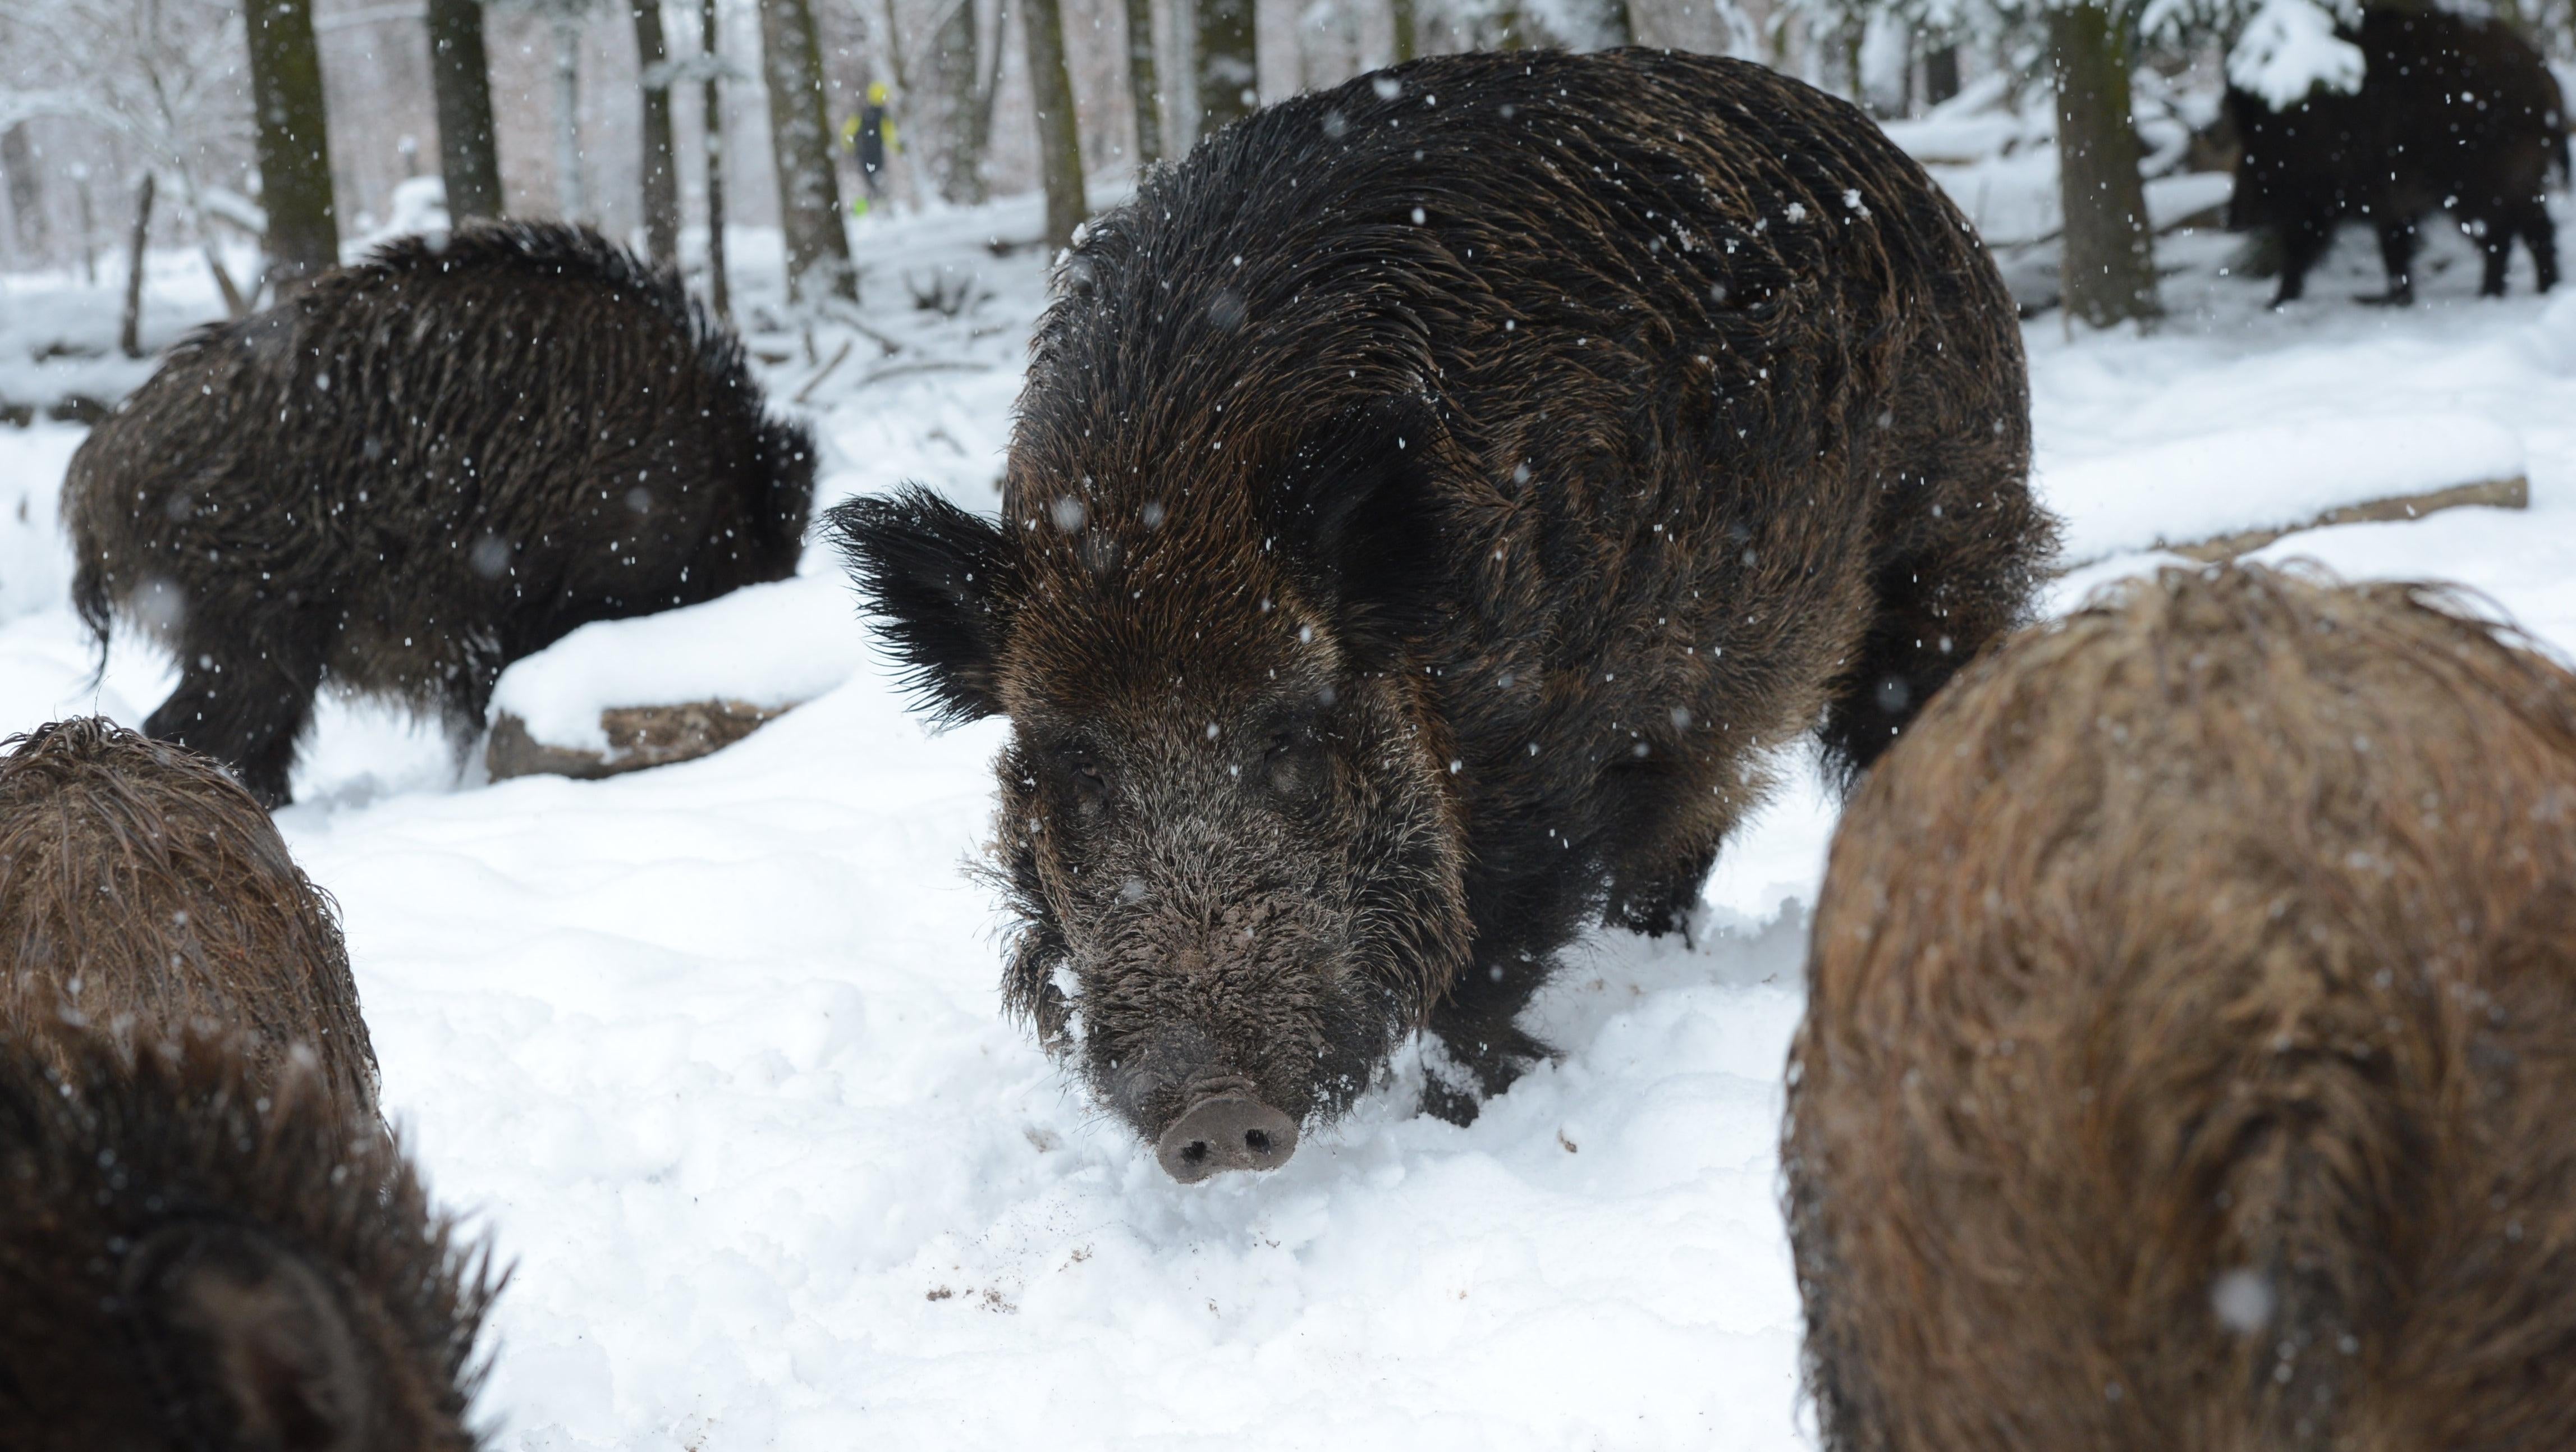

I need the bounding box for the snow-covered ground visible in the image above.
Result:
[3,172,2575,1449]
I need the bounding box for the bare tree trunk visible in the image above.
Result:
[1924,42,1959,107]
[1388,0,1415,62]
[632,0,681,262]
[2048,3,2160,328]
[121,171,155,359]
[701,0,730,320]
[759,0,859,303]
[1122,0,1163,166]
[76,167,97,283]
[425,0,505,221]
[554,17,588,221]
[242,0,340,294]
[929,0,989,203]
[1,125,45,262]
[1194,0,1255,139]
[1023,0,1088,248]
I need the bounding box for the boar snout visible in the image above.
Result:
[1156,1081,1300,1183]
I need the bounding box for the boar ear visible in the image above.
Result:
[1272,396,1448,667]
[824,485,1019,725]
[131,1225,374,1452]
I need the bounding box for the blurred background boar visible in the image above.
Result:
[0,1021,497,1451]
[833,49,2054,1181]
[1786,564,2576,1450]
[62,221,819,807]
[0,717,377,1118]
[2227,6,2567,305]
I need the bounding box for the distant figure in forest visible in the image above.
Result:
[845,83,894,213]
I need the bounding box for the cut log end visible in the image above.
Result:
[486,699,789,782]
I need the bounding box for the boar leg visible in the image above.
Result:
[2472,210,2517,297]
[2371,218,2419,305]
[144,626,329,808]
[1602,818,1724,941]
[2271,218,2334,306]
[2518,200,2560,293]
[1422,942,1557,1123]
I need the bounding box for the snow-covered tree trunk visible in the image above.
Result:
[1388,0,1417,61]
[1023,0,1088,248]
[554,16,588,220]
[759,0,859,303]
[632,0,681,262]
[930,0,994,203]
[1122,0,1163,167]
[242,0,340,293]
[700,0,731,319]
[120,170,154,358]
[1194,0,1255,139]
[2,126,44,262]
[2049,2,2159,327]
[425,0,505,221]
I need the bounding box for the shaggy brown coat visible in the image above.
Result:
[1786,564,2576,1451]
[0,717,377,1119]
[832,48,2051,1157]
[0,1022,496,1450]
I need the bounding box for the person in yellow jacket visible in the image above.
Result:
[841,81,895,214]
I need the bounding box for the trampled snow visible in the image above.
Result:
[3,173,2576,1450]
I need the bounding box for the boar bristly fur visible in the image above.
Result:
[834,49,2053,1170]
[1786,564,2576,1451]
[63,221,817,806]
[0,717,377,1120]
[0,1022,498,1451]
[2227,7,2566,305]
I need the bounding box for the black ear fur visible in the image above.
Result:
[132,1224,372,1452]
[1269,396,1450,667]
[824,485,1019,725]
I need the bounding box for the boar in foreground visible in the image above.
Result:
[0,717,378,1118]
[1785,564,2576,1451]
[832,49,2053,1180]
[2227,7,2566,304]
[0,1022,497,1451]
[64,221,817,806]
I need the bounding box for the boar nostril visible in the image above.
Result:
[1156,1093,1299,1183]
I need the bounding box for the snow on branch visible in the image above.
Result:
[2227,0,2364,109]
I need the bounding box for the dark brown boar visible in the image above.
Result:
[63,220,818,807]
[0,1020,498,1451]
[830,49,2054,1179]
[2227,7,2566,305]
[1785,563,2576,1451]
[0,717,377,1119]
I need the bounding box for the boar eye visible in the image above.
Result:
[1052,745,1114,816]
[1262,722,1330,803]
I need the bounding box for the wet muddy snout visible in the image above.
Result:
[1156,1083,1299,1183]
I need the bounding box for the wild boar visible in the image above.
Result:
[833,49,2053,1178]
[63,221,817,806]
[2227,7,2565,304]
[1787,564,2576,1450]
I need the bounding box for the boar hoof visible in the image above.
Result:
[1156,1094,1299,1182]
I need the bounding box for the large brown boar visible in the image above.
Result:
[0,717,377,1119]
[0,1022,497,1450]
[64,221,818,807]
[2227,7,2566,304]
[1785,564,2576,1451]
[831,49,2053,1180]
